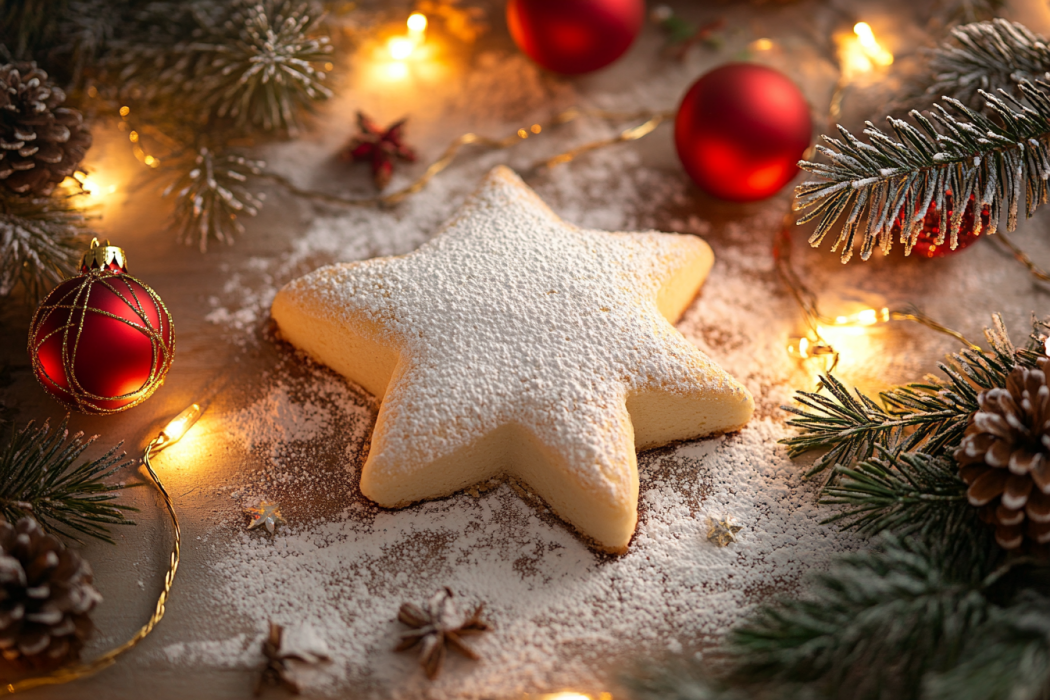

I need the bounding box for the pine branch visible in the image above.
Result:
[926,20,1050,108]
[163,147,265,252]
[108,0,333,134]
[782,314,1042,477]
[622,661,751,700]
[0,192,90,299]
[923,590,1050,700]
[726,532,1001,700]
[0,417,137,544]
[924,0,1007,31]
[819,450,973,538]
[795,80,1050,262]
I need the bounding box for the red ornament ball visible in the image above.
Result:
[675,63,813,202]
[27,242,174,414]
[893,194,990,258]
[506,0,644,74]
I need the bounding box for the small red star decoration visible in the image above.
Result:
[340,111,418,190]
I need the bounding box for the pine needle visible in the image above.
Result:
[0,417,137,543]
[162,147,265,252]
[926,19,1050,108]
[819,450,972,537]
[796,80,1050,262]
[0,192,89,300]
[781,315,1049,479]
[726,533,1002,700]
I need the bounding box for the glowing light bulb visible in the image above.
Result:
[853,22,893,67]
[839,22,893,80]
[156,404,202,450]
[407,13,427,36]
[388,36,415,60]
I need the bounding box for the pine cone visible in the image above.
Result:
[0,518,101,667]
[954,358,1050,550]
[0,62,91,196]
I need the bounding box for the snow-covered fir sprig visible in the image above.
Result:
[0,192,89,299]
[781,315,1048,479]
[926,19,1050,107]
[196,1,334,133]
[796,80,1050,263]
[164,147,265,252]
[111,0,333,134]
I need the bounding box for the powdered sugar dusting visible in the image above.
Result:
[155,30,877,700]
[273,167,753,512]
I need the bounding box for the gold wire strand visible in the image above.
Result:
[259,108,674,207]
[990,230,1050,283]
[774,202,979,368]
[2,439,181,695]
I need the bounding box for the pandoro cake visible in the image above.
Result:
[271,166,753,553]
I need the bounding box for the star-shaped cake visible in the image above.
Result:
[271,166,753,553]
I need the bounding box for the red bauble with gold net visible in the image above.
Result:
[27,239,174,414]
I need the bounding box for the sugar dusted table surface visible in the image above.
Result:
[4,0,1050,698]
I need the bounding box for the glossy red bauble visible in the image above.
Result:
[893,194,990,258]
[28,243,174,414]
[675,63,813,202]
[506,0,644,74]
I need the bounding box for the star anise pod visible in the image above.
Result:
[395,587,491,680]
[339,111,417,190]
[254,621,329,695]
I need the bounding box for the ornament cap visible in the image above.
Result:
[80,237,127,274]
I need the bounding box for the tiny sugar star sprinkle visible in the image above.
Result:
[247,502,287,534]
[707,515,743,547]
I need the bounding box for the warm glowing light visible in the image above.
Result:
[533,693,610,700]
[530,124,542,134]
[156,404,202,450]
[788,336,836,360]
[788,308,891,362]
[518,128,529,139]
[407,13,427,34]
[752,38,774,51]
[387,13,428,62]
[831,307,890,327]
[388,36,415,60]
[71,171,118,202]
[854,22,894,66]
[119,105,130,117]
[383,61,410,80]
[839,22,894,79]
[143,154,158,167]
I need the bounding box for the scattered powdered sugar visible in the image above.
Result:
[150,180,867,697]
[163,27,973,700]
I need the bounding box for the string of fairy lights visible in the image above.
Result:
[69,15,1025,381]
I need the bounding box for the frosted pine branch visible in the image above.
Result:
[0,193,88,299]
[163,147,265,252]
[926,19,1050,107]
[795,80,1050,263]
[109,0,333,134]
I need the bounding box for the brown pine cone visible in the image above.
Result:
[954,358,1050,550]
[0,518,102,667]
[0,62,92,196]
